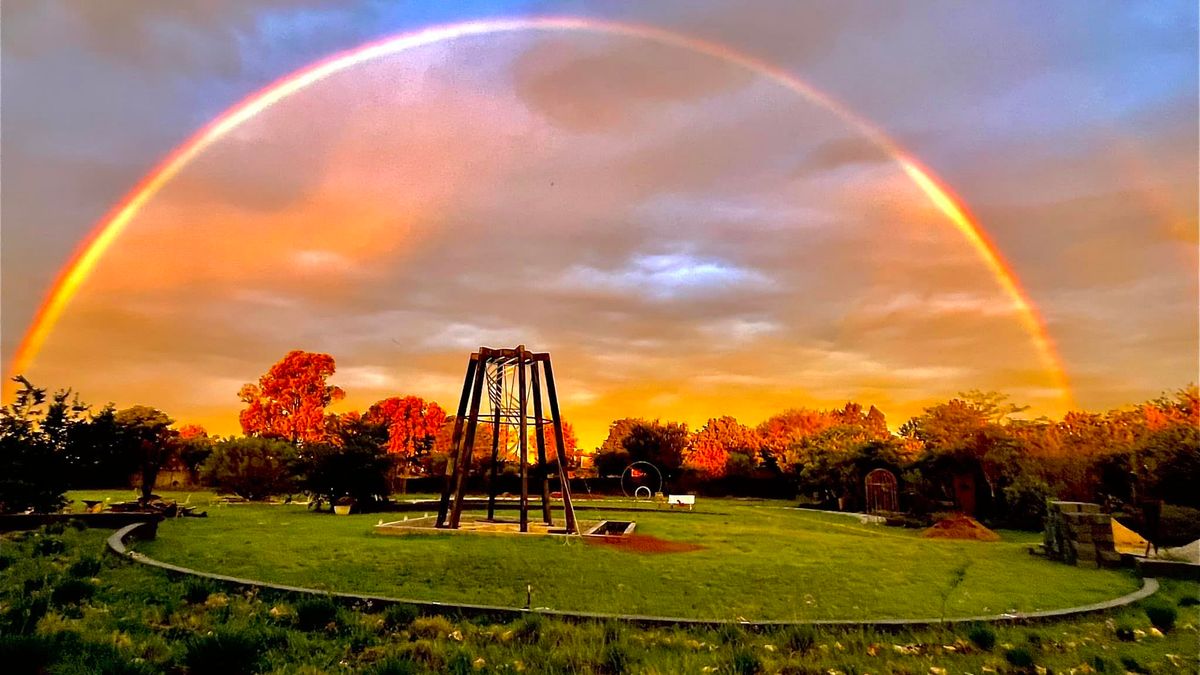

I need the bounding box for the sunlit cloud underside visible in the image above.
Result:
[8,18,1072,446]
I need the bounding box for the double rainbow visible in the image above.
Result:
[6,16,1071,403]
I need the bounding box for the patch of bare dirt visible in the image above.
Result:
[585,533,706,554]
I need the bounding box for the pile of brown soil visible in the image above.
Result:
[921,514,1001,541]
[585,533,706,554]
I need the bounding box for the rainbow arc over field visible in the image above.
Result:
[5,16,1072,405]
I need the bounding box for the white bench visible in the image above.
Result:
[667,494,695,510]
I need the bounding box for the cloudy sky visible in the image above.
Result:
[2,1,1196,448]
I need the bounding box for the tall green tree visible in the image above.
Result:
[295,414,392,511]
[66,405,132,487]
[0,377,70,513]
[114,406,178,500]
[621,420,689,476]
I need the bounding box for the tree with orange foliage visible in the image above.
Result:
[366,396,447,475]
[238,350,344,444]
[529,419,578,468]
[175,423,213,483]
[426,416,496,475]
[757,408,838,463]
[686,416,763,478]
[177,424,208,440]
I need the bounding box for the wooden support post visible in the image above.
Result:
[518,346,529,533]
[438,354,478,528]
[486,397,501,521]
[542,357,577,533]
[531,361,552,525]
[449,350,488,528]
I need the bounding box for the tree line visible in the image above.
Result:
[591,388,1197,529]
[2,350,1195,530]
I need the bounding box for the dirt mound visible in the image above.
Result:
[922,515,1000,542]
[585,533,706,554]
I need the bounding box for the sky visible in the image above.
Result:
[2,1,1196,449]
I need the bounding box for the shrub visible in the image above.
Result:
[602,620,624,645]
[1144,600,1178,631]
[201,437,298,500]
[1120,655,1146,673]
[411,615,455,640]
[1024,630,1043,649]
[1090,654,1113,672]
[1000,476,1053,530]
[68,639,156,675]
[182,579,213,604]
[1178,595,1200,607]
[183,630,264,675]
[716,622,747,645]
[2,594,49,634]
[966,623,996,651]
[1114,621,1136,641]
[780,624,815,653]
[0,554,14,571]
[32,536,65,556]
[730,647,763,675]
[445,648,474,675]
[42,521,66,535]
[0,634,56,673]
[367,657,421,675]
[383,603,419,630]
[1004,646,1034,668]
[367,658,424,672]
[602,641,632,674]
[296,441,393,512]
[68,518,88,531]
[50,578,94,606]
[67,556,102,578]
[294,596,341,631]
[23,576,49,593]
[513,612,544,644]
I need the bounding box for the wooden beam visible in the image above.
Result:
[517,346,529,533]
[449,355,488,528]
[531,361,552,525]
[542,357,577,533]
[437,354,478,528]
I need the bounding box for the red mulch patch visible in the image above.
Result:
[585,533,706,554]
[921,514,1001,541]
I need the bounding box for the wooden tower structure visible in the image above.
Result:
[436,346,578,533]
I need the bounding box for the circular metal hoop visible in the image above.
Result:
[634,485,652,500]
[620,461,663,498]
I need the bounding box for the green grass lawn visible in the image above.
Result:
[4,525,1196,674]
[83,491,1142,621]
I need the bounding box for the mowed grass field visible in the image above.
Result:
[73,490,1141,621]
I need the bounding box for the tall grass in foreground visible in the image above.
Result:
[0,526,1196,674]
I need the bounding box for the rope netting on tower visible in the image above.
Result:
[483,358,556,463]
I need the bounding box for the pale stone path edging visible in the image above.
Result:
[106,522,1160,629]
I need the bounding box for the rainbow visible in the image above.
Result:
[5,16,1072,403]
